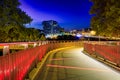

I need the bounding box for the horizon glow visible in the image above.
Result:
[19,0,92,30]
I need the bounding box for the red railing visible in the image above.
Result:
[0,44,49,80]
[0,41,82,80]
[84,41,120,66]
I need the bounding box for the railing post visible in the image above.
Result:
[38,41,41,46]
[34,42,37,47]
[23,43,28,49]
[3,45,9,55]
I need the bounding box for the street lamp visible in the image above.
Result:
[97,25,101,43]
[90,30,96,36]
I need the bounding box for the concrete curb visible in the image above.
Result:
[82,50,120,71]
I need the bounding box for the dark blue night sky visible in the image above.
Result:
[19,0,92,30]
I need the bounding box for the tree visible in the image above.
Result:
[0,0,33,42]
[90,0,120,37]
[40,34,46,41]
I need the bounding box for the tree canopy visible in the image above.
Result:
[90,0,120,37]
[0,0,45,42]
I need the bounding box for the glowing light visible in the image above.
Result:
[50,58,73,61]
[90,30,96,35]
[47,64,109,72]
[76,34,82,38]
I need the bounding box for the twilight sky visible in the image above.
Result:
[19,0,92,30]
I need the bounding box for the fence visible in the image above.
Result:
[0,41,83,80]
[84,41,120,66]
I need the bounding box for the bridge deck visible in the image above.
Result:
[37,48,120,80]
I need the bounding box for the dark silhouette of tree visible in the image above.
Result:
[90,0,120,37]
[57,35,78,40]
[0,0,45,42]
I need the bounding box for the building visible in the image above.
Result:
[42,20,64,35]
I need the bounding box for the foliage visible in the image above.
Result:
[40,34,46,41]
[0,0,44,42]
[57,35,78,40]
[90,0,120,37]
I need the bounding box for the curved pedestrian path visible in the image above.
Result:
[36,47,120,80]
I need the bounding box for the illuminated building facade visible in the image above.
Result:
[42,20,64,35]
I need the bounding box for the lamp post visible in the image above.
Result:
[97,25,100,43]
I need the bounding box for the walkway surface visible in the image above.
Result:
[37,48,120,80]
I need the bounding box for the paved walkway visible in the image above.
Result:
[37,48,120,80]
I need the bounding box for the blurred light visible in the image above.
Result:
[47,64,108,72]
[45,34,51,38]
[90,30,96,35]
[76,34,82,38]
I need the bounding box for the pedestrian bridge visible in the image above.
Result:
[0,41,120,80]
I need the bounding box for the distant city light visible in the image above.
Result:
[76,34,82,38]
[45,33,62,39]
[45,34,51,38]
[90,30,96,36]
